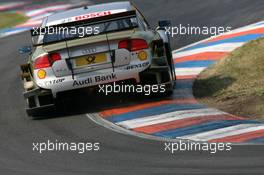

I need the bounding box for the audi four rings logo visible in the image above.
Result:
[82,47,97,55]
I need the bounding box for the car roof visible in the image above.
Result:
[45,1,134,26]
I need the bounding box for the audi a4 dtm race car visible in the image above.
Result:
[20,1,176,117]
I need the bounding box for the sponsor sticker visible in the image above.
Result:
[126,62,150,70]
[47,9,128,26]
[72,73,117,87]
[44,78,65,86]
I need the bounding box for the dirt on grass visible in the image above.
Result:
[193,37,264,120]
[0,12,28,29]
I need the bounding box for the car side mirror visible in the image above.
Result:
[158,20,171,28]
[19,46,32,54]
[156,20,172,44]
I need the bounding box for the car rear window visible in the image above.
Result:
[42,16,139,44]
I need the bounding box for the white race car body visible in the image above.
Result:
[20,1,175,116]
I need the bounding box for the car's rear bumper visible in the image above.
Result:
[36,61,151,98]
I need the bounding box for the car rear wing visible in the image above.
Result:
[30,10,138,46]
[30,10,137,37]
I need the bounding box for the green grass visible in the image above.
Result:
[0,12,28,29]
[193,37,264,119]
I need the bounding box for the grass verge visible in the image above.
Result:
[0,12,28,29]
[193,37,264,120]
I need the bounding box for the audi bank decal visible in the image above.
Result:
[73,73,117,87]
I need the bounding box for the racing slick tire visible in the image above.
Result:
[139,43,175,96]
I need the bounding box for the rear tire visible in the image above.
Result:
[139,60,174,96]
[164,43,176,82]
[161,64,174,96]
[163,42,175,94]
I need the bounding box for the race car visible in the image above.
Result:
[20,1,176,117]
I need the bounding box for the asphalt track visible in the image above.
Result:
[0,0,264,174]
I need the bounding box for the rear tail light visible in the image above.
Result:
[118,39,148,51]
[34,53,61,69]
